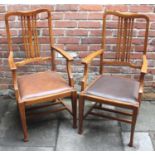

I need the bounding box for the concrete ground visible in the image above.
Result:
[0,95,155,151]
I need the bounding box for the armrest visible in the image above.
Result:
[82,49,103,64]
[141,55,147,74]
[8,51,17,70]
[51,46,73,61]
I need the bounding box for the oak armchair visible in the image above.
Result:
[5,8,77,142]
[78,11,149,147]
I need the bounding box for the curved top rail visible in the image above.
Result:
[5,8,51,19]
[104,10,149,22]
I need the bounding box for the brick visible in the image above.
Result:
[0,14,15,21]
[106,22,118,29]
[7,5,30,11]
[147,14,155,21]
[0,21,5,28]
[132,38,145,45]
[89,30,102,36]
[66,30,88,36]
[81,38,101,44]
[0,30,17,37]
[87,13,103,20]
[106,38,117,44]
[52,13,63,20]
[55,4,78,11]
[0,38,8,44]
[64,13,87,20]
[78,51,92,58]
[129,5,154,12]
[80,5,102,11]
[0,5,5,13]
[55,21,77,28]
[57,37,80,44]
[134,22,147,29]
[89,45,101,51]
[78,21,101,28]
[150,23,155,29]
[9,22,20,28]
[38,37,50,44]
[30,5,54,11]
[148,68,155,74]
[105,5,128,12]
[37,21,48,28]
[65,44,87,51]
[53,29,65,36]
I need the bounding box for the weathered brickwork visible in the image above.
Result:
[0,4,155,98]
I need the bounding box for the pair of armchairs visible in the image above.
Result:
[5,9,149,147]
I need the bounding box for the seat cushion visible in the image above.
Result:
[86,75,140,104]
[17,70,72,101]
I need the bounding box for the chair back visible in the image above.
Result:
[101,11,149,69]
[5,9,54,67]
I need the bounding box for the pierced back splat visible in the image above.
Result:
[21,14,40,58]
[5,9,53,61]
[102,11,149,68]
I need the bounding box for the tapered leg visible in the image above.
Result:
[18,103,28,142]
[78,95,84,134]
[128,108,138,147]
[71,91,77,128]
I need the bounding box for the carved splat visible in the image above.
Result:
[21,14,40,58]
[116,17,134,62]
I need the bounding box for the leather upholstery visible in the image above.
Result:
[17,70,72,101]
[86,75,140,104]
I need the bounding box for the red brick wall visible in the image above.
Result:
[0,4,155,97]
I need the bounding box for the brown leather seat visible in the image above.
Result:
[17,70,72,102]
[86,75,140,104]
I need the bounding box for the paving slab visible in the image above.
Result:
[149,132,155,150]
[0,96,13,123]
[0,100,58,147]
[121,132,154,151]
[120,101,155,132]
[56,119,123,151]
[0,146,54,151]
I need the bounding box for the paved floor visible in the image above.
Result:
[0,95,155,151]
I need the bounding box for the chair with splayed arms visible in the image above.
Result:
[78,10,149,147]
[5,8,77,142]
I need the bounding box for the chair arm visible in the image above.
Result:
[51,46,73,61]
[82,49,103,64]
[8,51,17,70]
[138,55,147,96]
[141,55,147,74]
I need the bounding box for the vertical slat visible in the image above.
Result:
[127,18,134,61]
[126,18,131,61]
[119,17,124,61]
[22,16,30,58]
[34,14,40,57]
[21,13,40,58]
[122,18,128,61]
[116,16,134,62]
[32,14,40,57]
[21,16,28,58]
[116,16,121,60]
[27,15,34,58]
[31,15,36,57]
